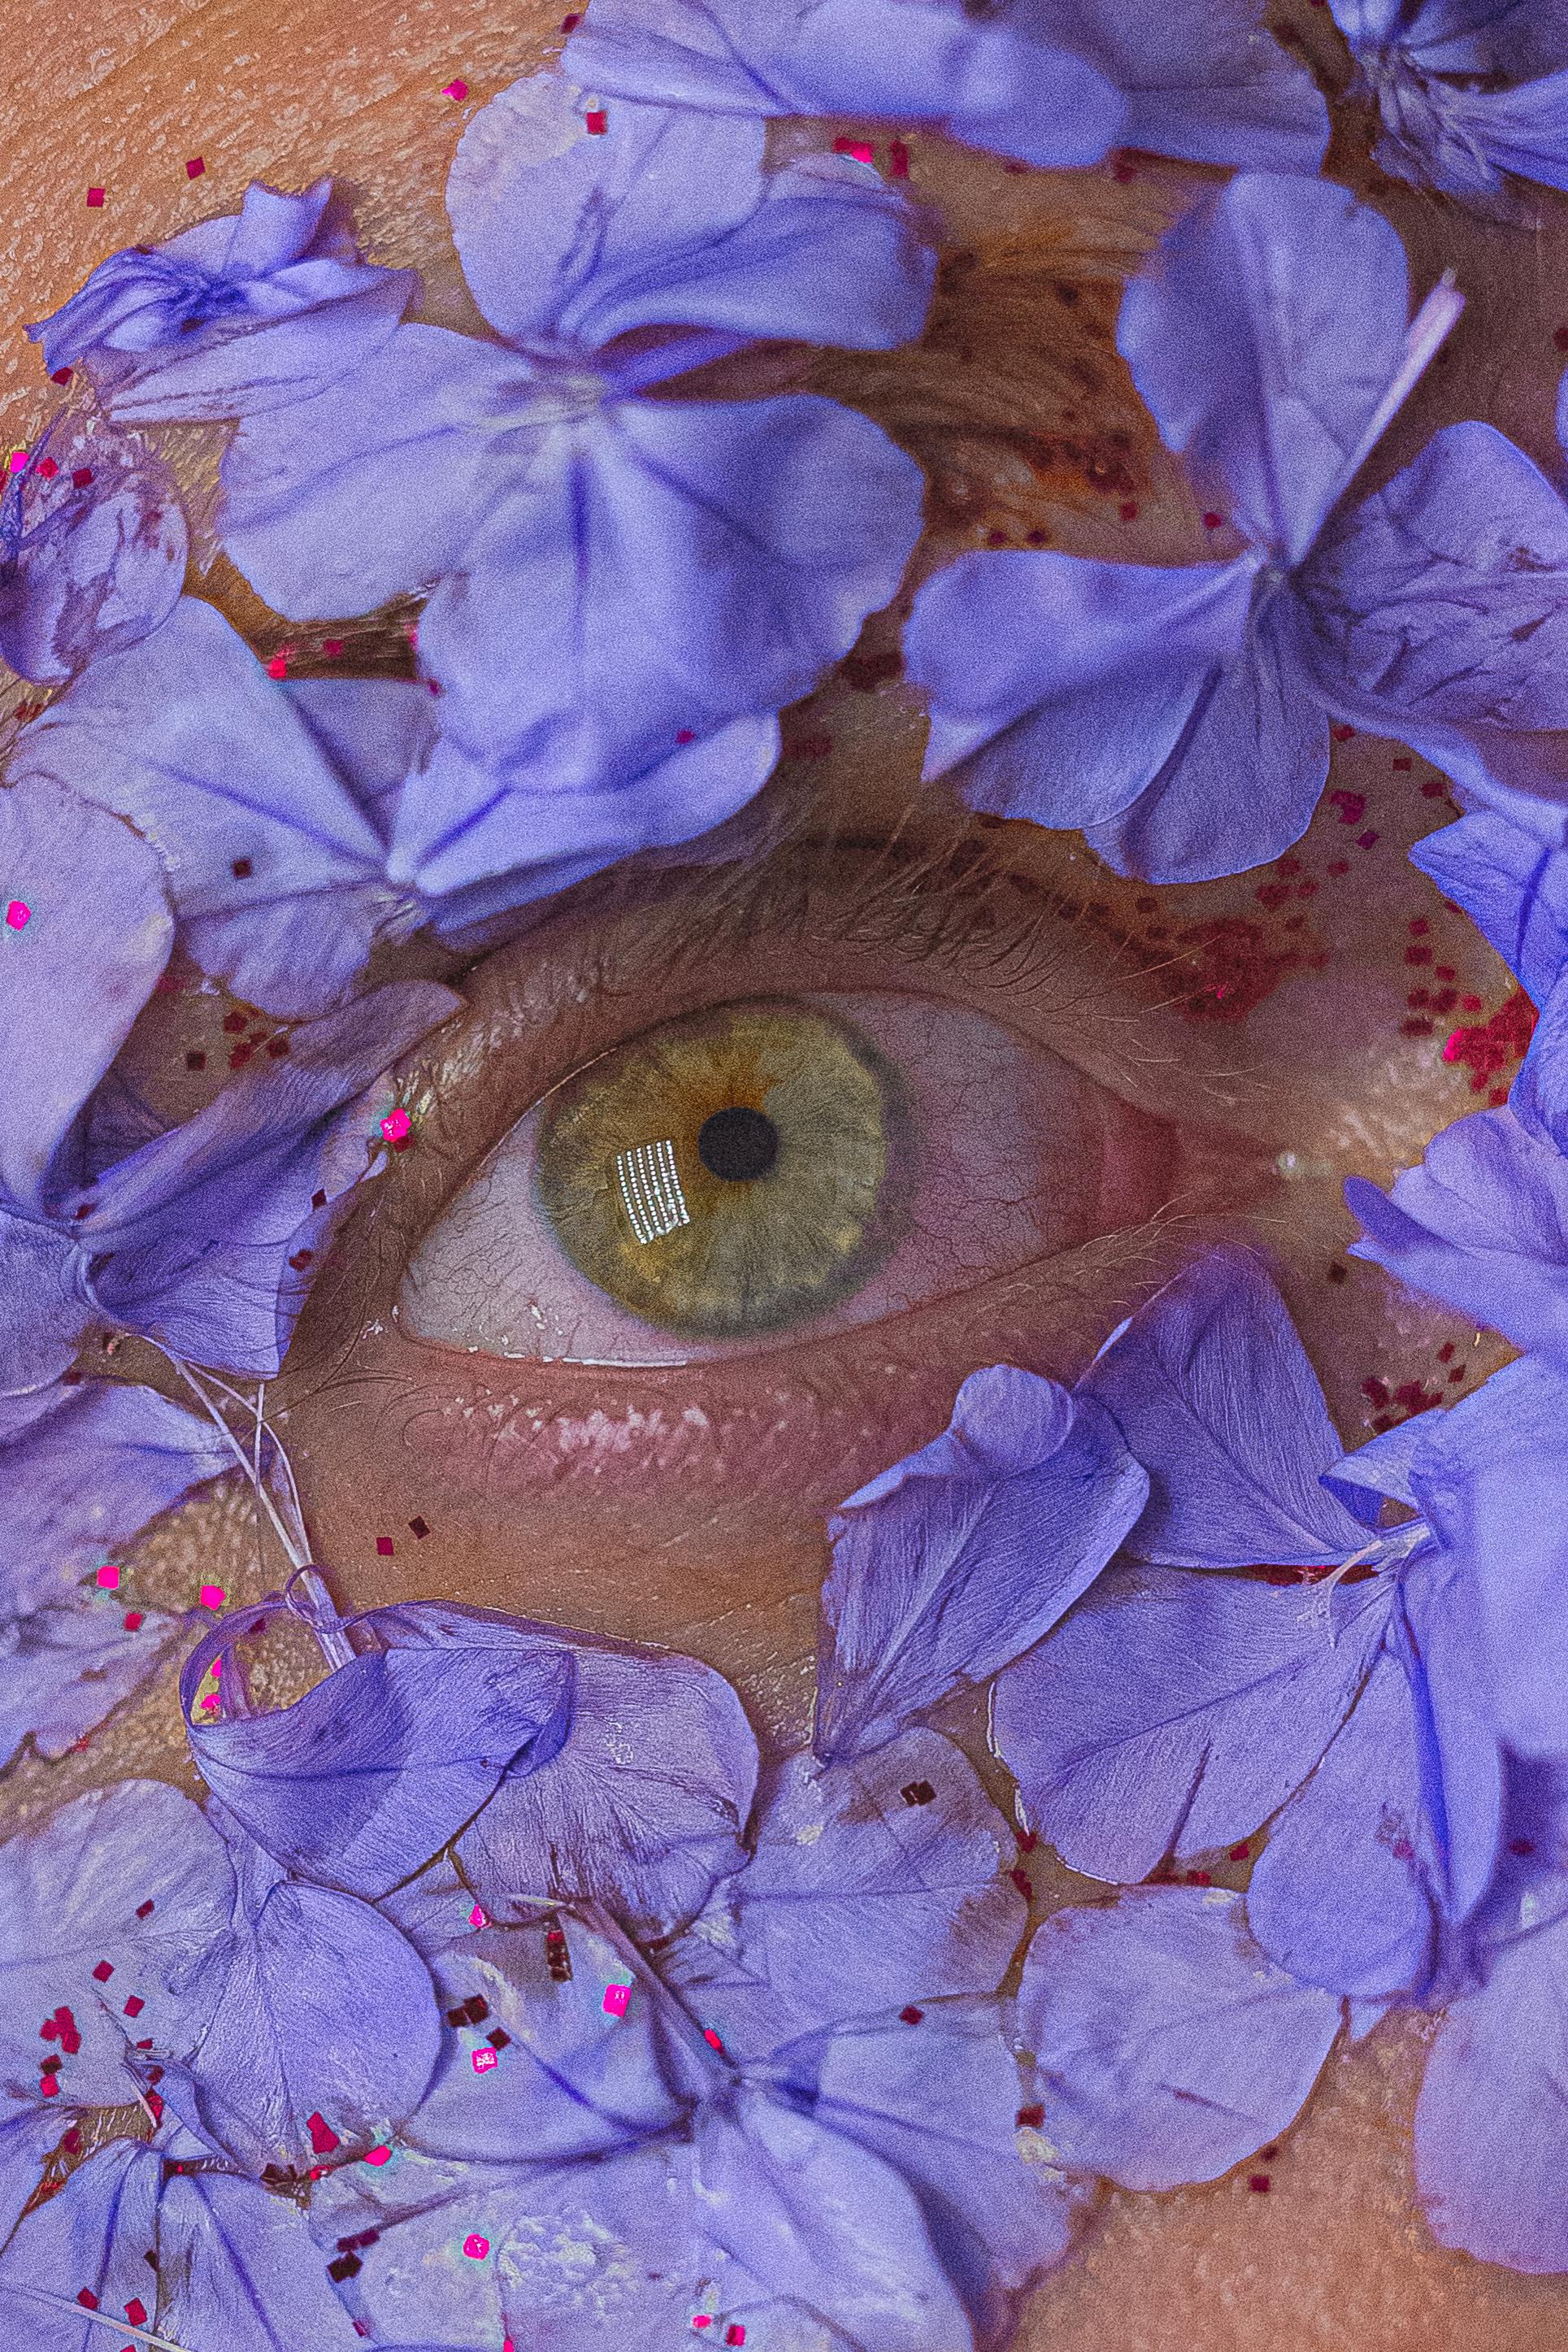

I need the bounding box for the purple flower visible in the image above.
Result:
[0,414,185,684]
[1332,0,1568,211]
[564,0,1328,172]
[904,172,1506,884]
[0,980,459,1391]
[992,1251,1522,2002]
[814,1363,1147,1761]
[28,177,418,421]
[219,72,930,908]
[0,1376,230,1766]
[1019,1887,1348,2189]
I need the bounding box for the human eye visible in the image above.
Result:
[395,981,1180,1367]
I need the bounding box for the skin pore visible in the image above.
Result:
[7,0,1568,2342]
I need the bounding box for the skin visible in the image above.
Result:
[5,0,1568,2341]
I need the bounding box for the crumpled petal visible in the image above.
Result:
[0,1780,235,2106]
[1117,172,1421,565]
[814,1364,1147,1761]
[447,70,933,354]
[164,1811,442,2176]
[0,418,186,685]
[70,980,458,1377]
[1079,1248,1368,1567]
[182,1606,575,1899]
[397,1897,693,2165]
[397,391,922,862]
[1405,1355,1568,1759]
[1347,1106,1568,1364]
[219,323,524,620]
[1297,422,1568,810]
[1246,1641,1441,1999]
[1019,1885,1342,2190]
[692,2080,973,2352]
[1409,806,1568,1008]
[28,177,417,422]
[11,597,417,1017]
[0,774,172,1211]
[1415,1906,1568,2270]
[664,1730,1025,2059]
[419,1607,759,1939]
[564,0,1130,168]
[792,2000,1084,2335]
[992,1559,1392,1882]
[1026,0,1329,170]
[0,1595,185,1769]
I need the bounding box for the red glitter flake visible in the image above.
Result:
[702,2027,726,2051]
[562,10,581,24]
[376,1536,395,1557]
[86,189,105,208]
[185,1050,206,1072]
[1018,1828,1038,1852]
[1409,916,1430,936]
[675,726,697,743]
[1362,1377,1391,1407]
[72,467,94,489]
[92,1960,114,1982]
[1401,1018,1434,1039]
[37,457,59,479]
[1327,789,1365,825]
[1510,1837,1537,1856]
[1393,1380,1443,1415]
[288,1248,314,1272]
[311,1188,328,1208]
[1392,755,1413,771]
[1201,510,1223,528]
[39,2074,59,2097]
[1357,829,1379,848]
[185,157,205,179]
[1228,1841,1251,1860]
[1008,1868,1033,1898]
[323,638,344,658]
[1187,1869,1213,1886]
[1248,2173,1271,2193]
[725,2328,746,2347]
[1437,1341,1455,1363]
[1118,499,1139,521]
[1556,327,1568,353]
[123,1997,144,2018]
[1448,1363,1466,1384]
[231,856,253,879]
[50,365,73,384]
[267,656,289,679]
[899,2004,925,2024]
[1434,963,1456,982]
[306,2111,341,2154]
[1016,2103,1045,2128]
[222,1010,246,1033]
[1330,724,1355,741]
[228,1043,253,1069]
[441,77,469,100]
[1326,1263,1347,1283]
[585,107,608,133]
[1442,989,1536,1090]
[832,136,875,163]
[1327,858,1349,876]
[267,1035,290,1057]
[78,2289,100,2310]
[62,2127,81,2154]
[125,2301,148,2326]
[888,138,910,178]
[409,1515,430,1537]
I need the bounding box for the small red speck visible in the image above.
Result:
[37,456,59,480]
[409,1515,430,1537]
[266,1035,289,1058]
[675,726,696,744]
[1327,858,1349,876]
[1556,328,1568,353]
[79,2290,100,2310]
[1201,511,1223,528]
[86,189,105,208]
[1362,1377,1391,1406]
[1111,158,1136,181]
[136,1899,154,1919]
[1434,964,1456,982]
[125,2302,148,2328]
[1392,755,1413,771]
[288,1249,314,1272]
[50,365,72,384]
[1460,994,1483,1013]
[307,2112,340,2155]
[92,1961,114,1982]
[703,2027,726,2051]
[5,899,32,930]
[899,2004,924,2024]
[725,2328,746,2347]
[1447,1363,1466,1384]
[222,1010,246,1033]
[1118,500,1139,521]
[1009,1867,1033,1898]
[1187,1869,1213,1886]
[1331,724,1355,741]
[267,656,288,679]
[40,2074,59,2097]
[1392,1836,1415,1861]
[72,467,94,489]
[228,1043,253,1069]
[185,157,205,179]
[1510,1837,1537,1856]
[1420,778,1446,798]
[184,1050,207,1072]
[62,2128,81,2154]
[888,138,910,178]
[376,1536,395,1557]
[441,78,469,100]
[1249,2173,1271,2193]
[1409,916,1429,936]
[311,1188,328,1209]
[1229,1841,1250,1861]
[984,528,1009,547]
[123,1996,144,2018]
[124,1610,144,1631]
[322,638,343,657]
[562,10,581,24]
[585,107,608,133]
[1405,946,1433,967]
[230,855,253,879]
[1327,1263,1347,1284]
[1357,830,1379,848]
[1018,1828,1038,1852]
[1436,1341,1455,1362]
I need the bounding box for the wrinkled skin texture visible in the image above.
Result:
[7,0,1568,2344]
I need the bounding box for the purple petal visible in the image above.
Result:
[0,1377,229,1616]
[0,1780,235,2106]
[400,1900,692,2165]
[0,774,172,1210]
[164,1815,441,2174]
[1019,1886,1342,2189]
[1416,1909,1568,2270]
[1027,0,1329,169]
[1347,1106,1568,1363]
[405,391,920,819]
[1079,1248,1366,1566]
[0,1220,79,1391]
[13,597,412,1016]
[0,1596,184,1768]
[0,419,186,685]
[815,1367,1147,1760]
[1409,808,1568,1006]
[1407,1356,1568,1759]
[29,177,417,422]
[1400,1553,1505,1926]
[906,547,1255,812]
[800,2000,1084,2329]
[433,1613,758,1938]
[156,2163,373,2350]
[282,675,439,842]
[565,0,1129,167]
[693,2082,971,2351]
[219,324,521,619]
[0,2137,163,2349]
[448,72,932,352]
[79,980,459,1376]
[993,1559,1392,1882]
[185,1613,574,1899]
[664,1730,1025,2058]
[1118,172,1424,563]
[1299,423,1568,802]
[1247,1641,1440,1999]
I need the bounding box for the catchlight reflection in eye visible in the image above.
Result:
[397,989,1150,1368]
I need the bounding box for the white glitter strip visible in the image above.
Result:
[615,1138,690,1244]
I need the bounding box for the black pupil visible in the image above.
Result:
[697,1106,779,1182]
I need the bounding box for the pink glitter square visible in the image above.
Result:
[462,2233,489,2261]
[441,78,468,99]
[86,188,105,207]
[602,1983,632,2018]
[5,902,30,931]
[471,2047,498,2074]
[95,1564,120,1590]
[185,157,205,179]
[198,1584,225,1610]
